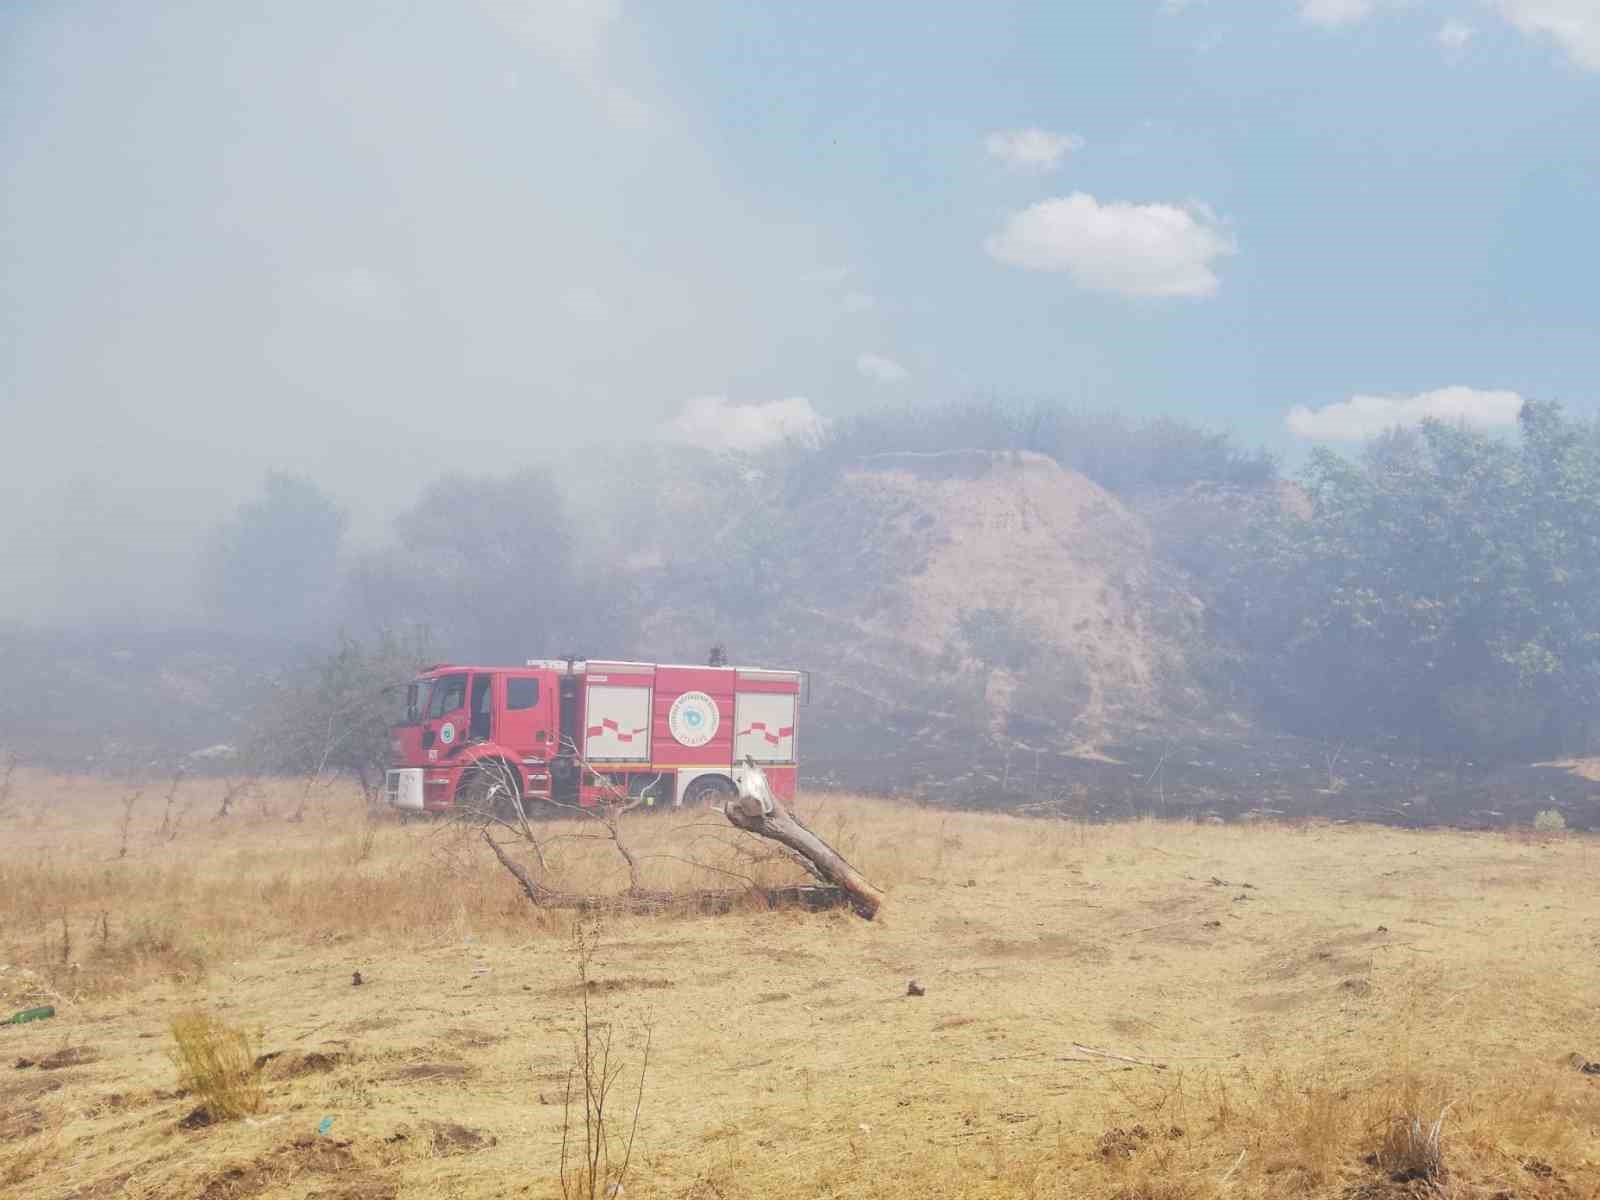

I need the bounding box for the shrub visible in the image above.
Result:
[1377,1106,1450,1183]
[168,1009,264,1121]
[1533,808,1568,833]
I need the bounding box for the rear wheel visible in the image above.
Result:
[680,775,737,811]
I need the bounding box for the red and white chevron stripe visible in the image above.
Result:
[737,721,794,746]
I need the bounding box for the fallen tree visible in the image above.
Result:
[478,756,883,919]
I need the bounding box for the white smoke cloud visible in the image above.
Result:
[662,395,828,452]
[1285,386,1525,441]
[856,353,910,383]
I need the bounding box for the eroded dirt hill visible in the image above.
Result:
[643,448,1209,755]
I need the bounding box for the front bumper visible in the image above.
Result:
[385,768,425,811]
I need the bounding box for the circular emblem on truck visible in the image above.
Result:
[439,721,456,746]
[668,692,719,747]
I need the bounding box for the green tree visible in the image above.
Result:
[250,630,433,795]
[1220,401,1600,758]
[356,468,638,664]
[203,473,347,636]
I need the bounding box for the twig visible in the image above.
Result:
[1218,1148,1247,1188]
[635,854,759,885]
[1070,1043,1168,1070]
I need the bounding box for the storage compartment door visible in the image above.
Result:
[584,685,652,762]
[734,691,797,764]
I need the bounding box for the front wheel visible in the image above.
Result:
[458,767,524,823]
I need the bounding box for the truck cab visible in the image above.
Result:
[385,659,802,817]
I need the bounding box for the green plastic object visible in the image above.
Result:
[4,1006,55,1026]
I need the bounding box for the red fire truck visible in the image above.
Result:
[385,658,802,817]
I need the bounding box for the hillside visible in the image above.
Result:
[642,449,1206,747]
[0,627,307,770]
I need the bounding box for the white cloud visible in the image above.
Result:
[856,353,910,384]
[985,192,1236,299]
[1495,0,1600,69]
[984,128,1085,173]
[1299,0,1376,27]
[1436,19,1477,53]
[841,291,876,314]
[662,396,828,452]
[1292,0,1599,69]
[1285,386,1525,441]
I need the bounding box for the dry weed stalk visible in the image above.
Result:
[214,775,258,820]
[168,1009,264,1121]
[116,790,141,860]
[290,713,340,823]
[0,750,17,818]
[1379,1103,1452,1183]
[155,769,185,840]
[560,920,652,1200]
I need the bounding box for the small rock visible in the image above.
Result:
[352,971,363,987]
[14,1058,35,1070]
[1202,920,1222,929]
[906,980,925,997]
[1376,925,1388,933]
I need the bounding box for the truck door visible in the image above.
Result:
[497,673,551,759]
[423,672,469,760]
[468,674,494,741]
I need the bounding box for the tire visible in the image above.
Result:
[458,765,523,823]
[680,775,737,811]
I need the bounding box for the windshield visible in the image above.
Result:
[427,673,467,719]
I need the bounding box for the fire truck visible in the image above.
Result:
[385,659,802,817]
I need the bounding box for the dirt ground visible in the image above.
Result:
[2,772,1597,1199]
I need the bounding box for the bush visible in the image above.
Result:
[1377,1107,1450,1183]
[800,400,1276,498]
[1533,808,1567,833]
[168,1009,264,1121]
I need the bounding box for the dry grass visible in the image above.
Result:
[169,1008,265,1121]
[1,768,1597,1199]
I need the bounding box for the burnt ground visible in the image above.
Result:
[805,700,1600,831]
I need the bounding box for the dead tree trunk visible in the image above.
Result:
[723,785,884,919]
[480,757,884,920]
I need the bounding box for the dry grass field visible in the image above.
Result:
[2,769,1598,1200]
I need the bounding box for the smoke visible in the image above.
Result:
[661,396,829,454]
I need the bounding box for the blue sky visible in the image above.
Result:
[651,1,1600,452]
[3,0,1598,531]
